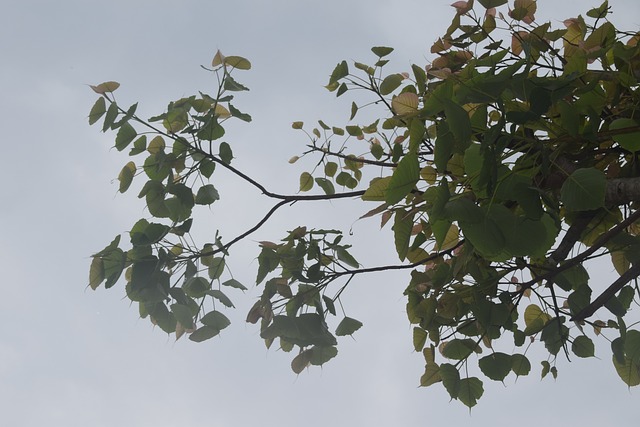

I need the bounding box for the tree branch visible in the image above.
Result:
[570,263,640,321]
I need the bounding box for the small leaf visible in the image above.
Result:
[610,118,640,152]
[209,289,234,307]
[413,327,428,352]
[208,257,226,280]
[90,81,120,94]
[222,278,247,290]
[299,172,314,192]
[458,377,484,408]
[380,73,404,95]
[88,97,106,125]
[572,335,595,358]
[392,93,419,115]
[200,310,231,330]
[189,325,220,342]
[511,354,531,376]
[224,55,251,70]
[195,184,220,205]
[335,317,363,336]
[211,50,225,67]
[371,46,394,57]
[118,161,136,193]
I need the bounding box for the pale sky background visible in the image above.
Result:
[1,1,639,426]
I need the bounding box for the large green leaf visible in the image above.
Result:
[386,152,419,204]
[560,168,606,211]
[478,352,512,381]
[458,377,484,408]
[572,335,595,358]
[335,317,363,336]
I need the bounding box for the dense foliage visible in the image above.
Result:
[88,0,639,407]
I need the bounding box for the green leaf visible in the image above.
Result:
[224,75,249,91]
[379,74,404,95]
[458,377,484,408]
[335,317,363,336]
[328,61,349,85]
[189,325,220,342]
[208,257,226,280]
[88,257,104,290]
[510,354,531,376]
[201,310,231,330]
[444,100,471,149]
[219,142,233,164]
[439,363,460,399]
[624,330,640,364]
[393,209,413,261]
[610,118,640,152]
[478,0,508,8]
[413,327,428,352]
[560,168,606,211]
[118,161,136,193]
[613,354,640,387]
[88,97,106,125]
[228,104,252,122]
[291,350,312,374]
[371,46,394,57]
[315,177,335,195]
[441,339,477,360]
[524,304,551,335]
[386,152,419,204]
[102,101,119,132]
[572,335,595,358]
[115,122,137,151]
[171,303,195,328]
[478,352,512,381]
[336,247,359,268]
[299,172,314,192]
[195,184,220,205]
[224,55,251,70]
[208,289,234,308]
[222,278,247,290]
[309,345,338,366]
[184,277,210,298]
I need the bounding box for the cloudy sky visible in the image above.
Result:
[1,1,639,425]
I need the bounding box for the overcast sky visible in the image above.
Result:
[1,1,639,426]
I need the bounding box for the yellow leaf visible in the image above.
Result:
[211,50,225,67]
[611,251,630,275]
[392,92,419,115]
[90,81,120,94]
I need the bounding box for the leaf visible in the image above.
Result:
[299,172,314,192]
[613,354,640,387]
[523,304,551,335]
[195,184,220,205]
[222,278,247,290]
[458,377,484,408]
[117,161,136,193]
[219,142,233,164]
[380,74,404,95]
[291,350,312,374]
[392,93,419,115]
[413,327,428,352]
[208,289,234,308]
[478,352,512,381]
[371,46,394,57]
[315,177,335,195]
[610,118,640,152]
[336,247,359,268]
[624,330,640,365]
[478,0,507,8]
[171,303,195,328]
[328,61,349,85]
[224,55,251,70]
[208,257,226,280]
[439,363,460,399]
[211,50,225,67]
[309,345,338,366]
[90,81,120,94]
[572,335,595,358]
[88,97,106,125]
[189,325,220,342]
[510,354,531,376]
[335,317,363,336]
[560,168,606,211]
[88,257,104,290]
[441,339,477,360]
[386,152,419,205]
[200,310,231,330]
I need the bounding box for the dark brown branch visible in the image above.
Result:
[570,263,640,321]
[517,209,640,293]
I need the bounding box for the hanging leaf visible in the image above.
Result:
[478,352,512,381]
[458,377,484,408]
[224,55,251,70]
[88,97,106,125]
[201,310,231,330]
[380,73,404,95]
[189,325,220,342]
[335,317,363,336]
[385,152,419,204]
[195,184,220,205]
[299,172,314,192]
[572,335,595,358]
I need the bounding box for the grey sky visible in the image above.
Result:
[1,1,639,425]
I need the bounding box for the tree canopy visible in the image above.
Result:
[87,0,640,407]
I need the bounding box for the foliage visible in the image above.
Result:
[88,1,640,407]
